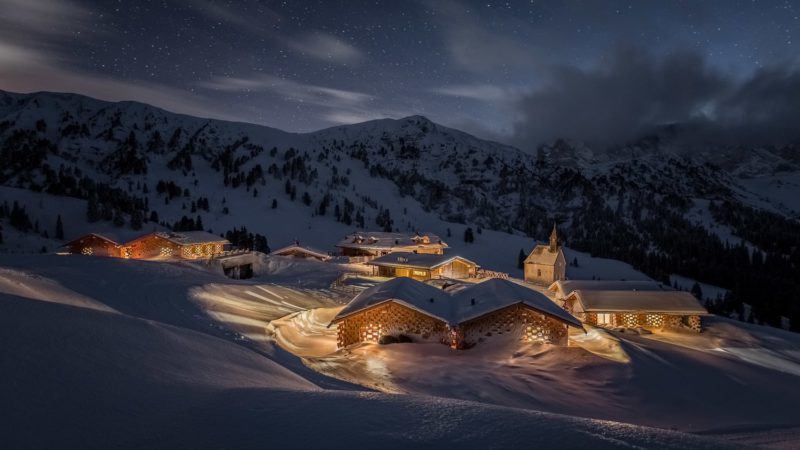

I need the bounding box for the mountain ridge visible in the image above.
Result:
[0,89,799,330]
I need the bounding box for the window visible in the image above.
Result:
[537,269,542,277]
[597,313,612,326]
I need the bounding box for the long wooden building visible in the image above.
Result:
[330,277,583,349]
[550,280,708,332]
[62,231,229,260]
[367,252,478,280]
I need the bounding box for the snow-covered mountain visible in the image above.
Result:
[0,89,798,329]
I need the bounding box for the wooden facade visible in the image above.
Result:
[336,301,448,347]
[65,231,227,260]
[121,234,183,259]
[64,234,121,257]
[335,302,572,349]
[458,304,570,348]
[375,258,477,281]
[582,311,702,332]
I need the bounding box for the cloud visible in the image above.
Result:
[432,83,526,102]
[0,41,242,122]
[0,0,89,38]
[284,33,364,64]
[510,47,800,149]
[197,74,374,107]
[510,47,723,148]
[182,1,363,64]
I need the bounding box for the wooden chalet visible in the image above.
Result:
[120,231,228,259]
[558,281,708,331]
[64,230,229,260]
[62,233,125,257]
[336,231,448,257]
[330,277,583,349]
[367,252,478,280]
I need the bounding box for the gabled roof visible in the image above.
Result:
[568,290,708,315]
[269,243,330,260]
[152,231,228,245]
[549,280,667,297]
[64,230,144,246]
[331,277,582,329]
[452,279,583,327]
[524,244,563,265]
[332,277,453,324]
[368,252,477,270]
[336,231,448,250]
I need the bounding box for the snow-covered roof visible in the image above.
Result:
[452,279,583,327]
[269,243,330,260]
[153,231,229,245]
[336,231,448,250]
[64,231,145,246]
[368,252,477,270]
[550,280,667,297]
[331,277,582,328]
[332,277,453,324]
[524,245,563,265]
[568,290,708,315]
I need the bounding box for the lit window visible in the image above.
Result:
[81,247,93,256]
[597,313,612,325]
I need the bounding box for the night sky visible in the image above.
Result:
[1,0,799,148]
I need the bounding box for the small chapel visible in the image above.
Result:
[523,224,566,285]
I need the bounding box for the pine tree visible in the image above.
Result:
[55,214,64,240]
[691,282,703,301]
[272,199,278,209]
[196,215,204,231]
[113,210,125,227]
[464,227,474,243]
[517,248,526,269]
[130,210,143,230]
[302,191,312,206]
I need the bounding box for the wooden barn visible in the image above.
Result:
[62,233,124,257]
[523,225,566,285]
[119,231,229,260]
[330,277,583,349]
[269,242,330,261]
[336,231,448,257]
[368,252,478,280]
[564,288,708,332]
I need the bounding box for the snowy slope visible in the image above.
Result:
[0,254,744,449]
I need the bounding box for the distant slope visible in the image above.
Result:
[1,89,799,329]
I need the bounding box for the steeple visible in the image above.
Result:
[549,223,559,252]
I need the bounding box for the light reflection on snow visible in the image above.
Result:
[569,327,631,363]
